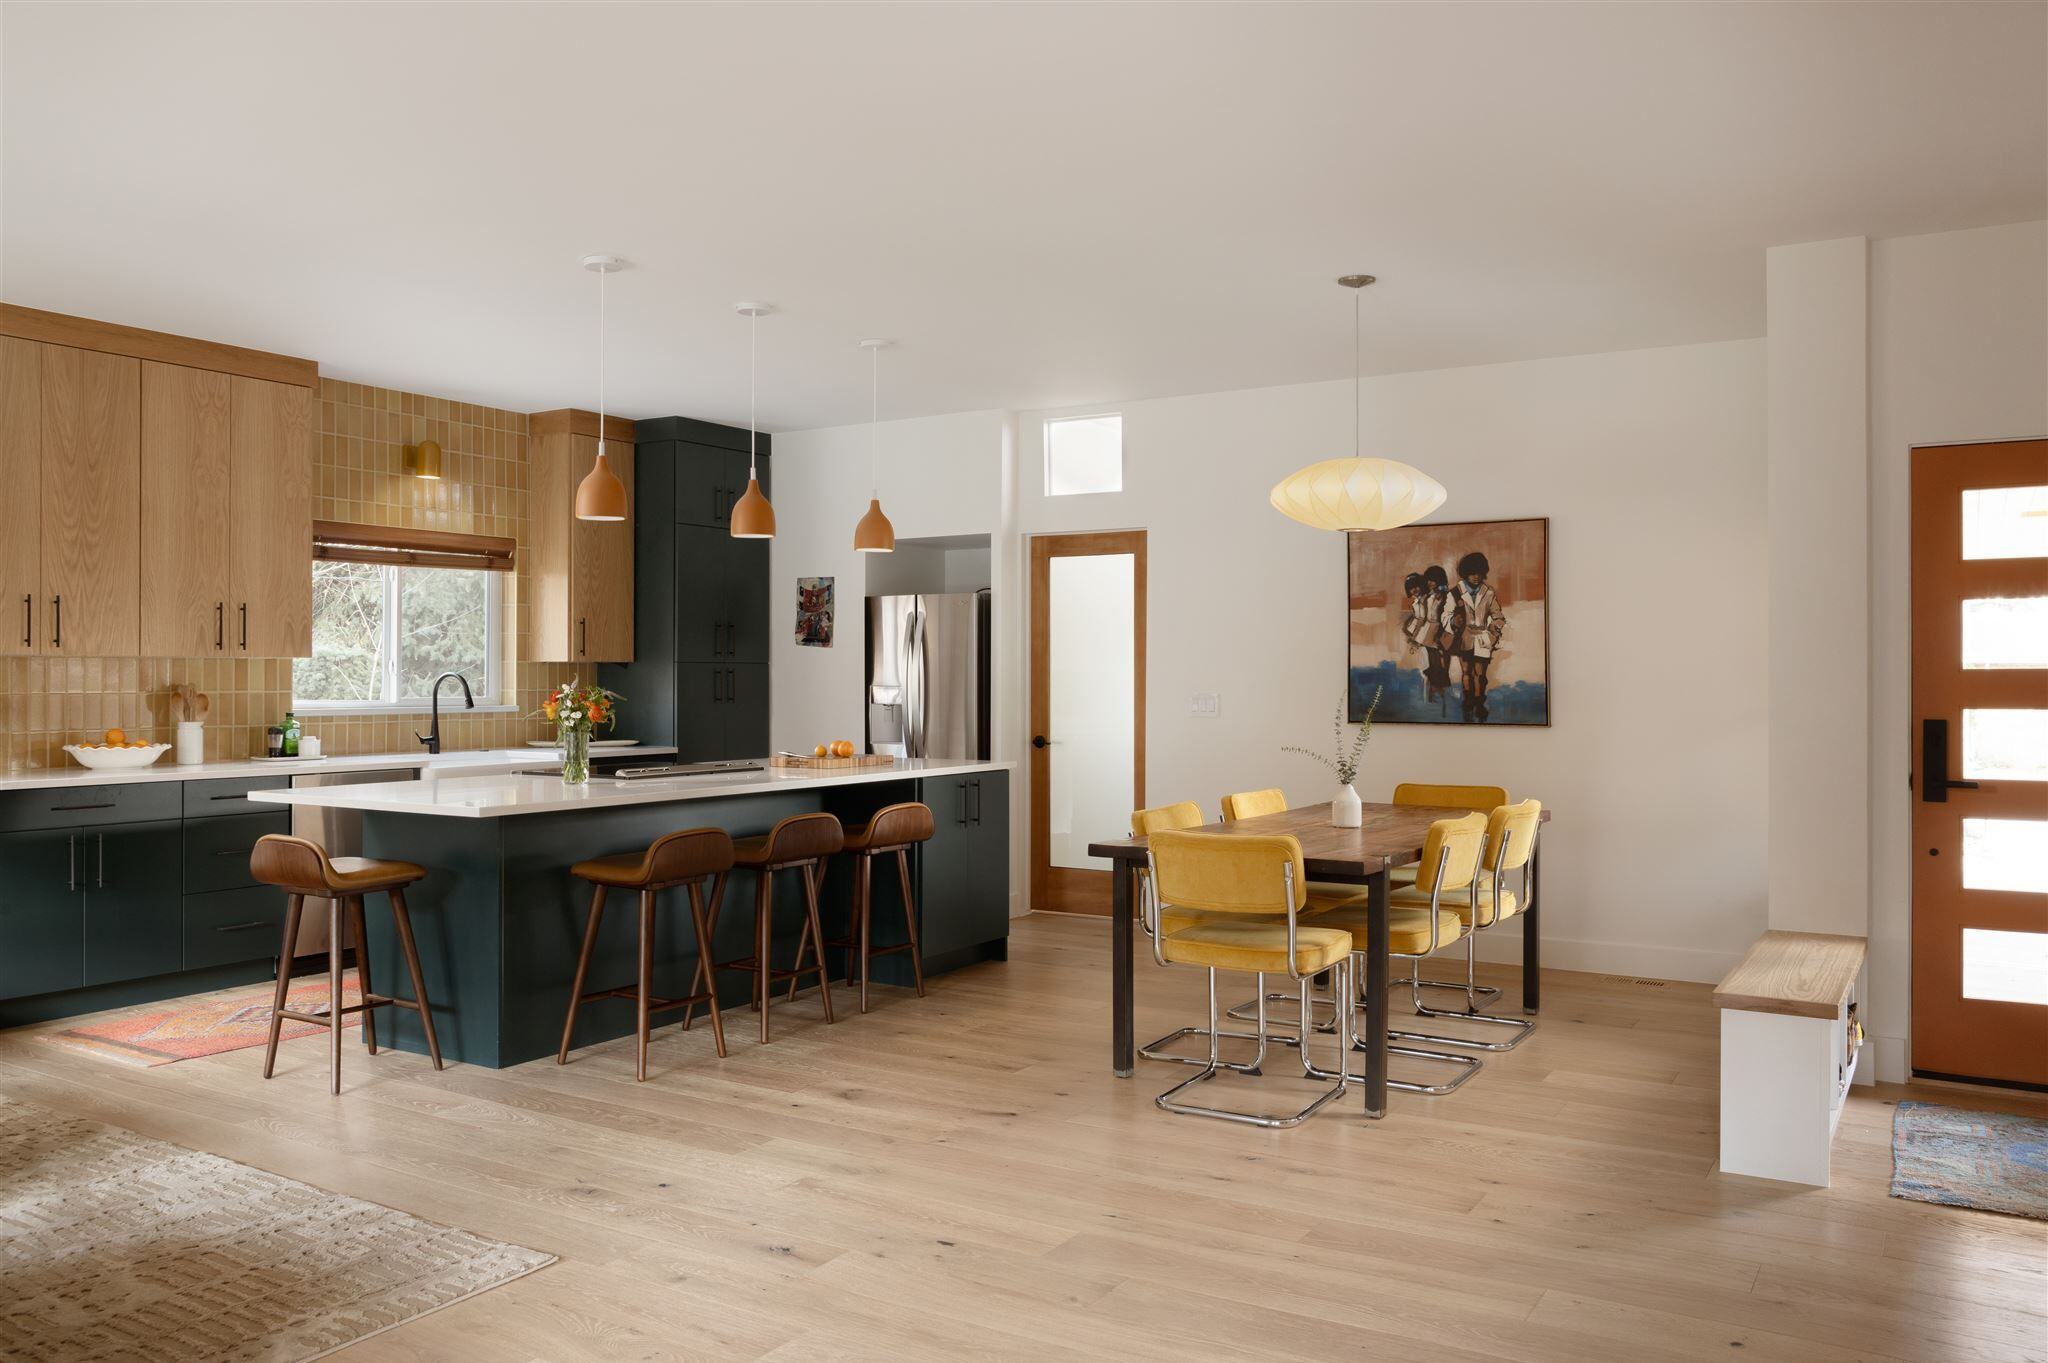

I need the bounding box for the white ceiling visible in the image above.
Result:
[3,3,2042,432]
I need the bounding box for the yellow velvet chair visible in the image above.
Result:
[1391,798,1542,1052]
[1312,811,1489,1095]
[1145,830,1354,1127]
[1386,783,1508,885]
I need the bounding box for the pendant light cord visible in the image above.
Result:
[869,344,880,498]
[748,309,758,478]
[597,264,607,460]
[1352,285,1361,458]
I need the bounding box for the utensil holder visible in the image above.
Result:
[175,721,204,766]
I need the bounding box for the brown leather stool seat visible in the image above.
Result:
[709,812,842,1043]
[250,834,442,1093]
[560,826,735,1081]
[821,802,934,1013]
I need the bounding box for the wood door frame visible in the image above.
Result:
[1030,530,1146,915]
[1908,437,2048,1090]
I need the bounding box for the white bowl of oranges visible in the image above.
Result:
[65,729,171,770]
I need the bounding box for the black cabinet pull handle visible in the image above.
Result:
[51,594,60,648]
[96,832,105,889]
[53,802,115,812]
[238,602,248,650]
[66,833,76,892]
[213,921,269,933]
[211,847,254,856]
[968,779,981,825]
[712,668,724,703]
[579,617,588,656]
[19,593,28,647]
[215,601,225,650]
[957,781,969,825]
[209,792,250,801]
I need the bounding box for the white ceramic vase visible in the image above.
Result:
[175,721,204,766]
[1332,782,1363,828]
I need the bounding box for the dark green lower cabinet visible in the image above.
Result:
[0,826,84,1000]
[82,820,184,987]
[918,774,1010,960]
[184,886,288,971]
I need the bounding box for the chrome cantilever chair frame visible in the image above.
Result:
[1391,824,1539,1052]
[1136,862,1271,1071]
[1147,854,1353,1128]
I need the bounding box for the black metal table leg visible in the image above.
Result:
[1113,861,1134,1077]
[1364,867,1389,1118]
[1523,839,1541,1015]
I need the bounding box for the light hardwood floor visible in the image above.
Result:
[2,913,2043,1363]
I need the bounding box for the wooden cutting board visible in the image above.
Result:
[770,753,898,770]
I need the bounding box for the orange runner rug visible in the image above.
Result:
[38,973,364,1067]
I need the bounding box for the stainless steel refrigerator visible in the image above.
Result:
[867,591,990,760]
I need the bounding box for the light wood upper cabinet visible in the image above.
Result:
[529,412,635,663]
[0,338,40,656]
[229,376,312,657]
[140,362,232,656]
[39,344,140,658]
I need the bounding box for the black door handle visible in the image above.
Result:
[51,594,60,648]
[1920,718,1981,803]
[1031,734,1048,749]
[579,617,588,656]
[957,781,969,825]
[19,593,29,647]
[215,601,225,650]
[238,602,248,650]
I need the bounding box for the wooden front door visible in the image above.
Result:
[1029,531,1146,915]
[1909,440,2048,1088]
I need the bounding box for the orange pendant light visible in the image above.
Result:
[574,254,629,522]
[853,338,896,553]
[1270,275,1446,533]
[729,302,776,539]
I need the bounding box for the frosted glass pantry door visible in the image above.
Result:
[1047,553,1135,872]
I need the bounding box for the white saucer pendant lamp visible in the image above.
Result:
[729,302,776,539]
[573,254,629,522]
[1270,275,1446,532]
[852,338,896,553]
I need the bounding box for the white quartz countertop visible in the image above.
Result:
[0,746,676,794]
[245,758,1014,818]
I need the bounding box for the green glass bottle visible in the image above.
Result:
[281,711,301,757]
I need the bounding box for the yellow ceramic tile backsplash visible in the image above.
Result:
[1,379,576,770]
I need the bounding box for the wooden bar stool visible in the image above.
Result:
[559,826,734,1081]
[819,802,933,1013]
[713,812,842,1043]
[251,833,443,1094]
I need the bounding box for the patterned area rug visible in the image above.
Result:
[0,1095,554,1362]
[1891,1099,2048,1220]
[38,975,363,1067]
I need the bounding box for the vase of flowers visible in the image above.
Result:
[1282,686,1382,828]
[538,678,620,786]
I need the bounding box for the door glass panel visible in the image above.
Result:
[1962,484,2048,560]
[1961,597,2048,669]
[1048,552,1134,870]
[1962,928,2048,1005]
[1963,710,2048,782]
[1961,819,2047,894]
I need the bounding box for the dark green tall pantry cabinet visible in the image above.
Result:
[600,417,772,759]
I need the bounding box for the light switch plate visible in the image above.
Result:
[1190,692,1220,717]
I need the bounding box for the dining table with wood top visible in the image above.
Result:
[1087,801,1547,1119]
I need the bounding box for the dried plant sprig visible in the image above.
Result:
[1282,686,1382,786]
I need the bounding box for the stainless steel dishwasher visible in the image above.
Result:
[288,766,417,960]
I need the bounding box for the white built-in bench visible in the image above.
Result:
[1714,930,1867,1187]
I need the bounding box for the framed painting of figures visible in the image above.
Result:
[1347,517,1549,726]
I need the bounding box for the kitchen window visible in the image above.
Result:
[294,522,513,710]
[1045,413,1123,496]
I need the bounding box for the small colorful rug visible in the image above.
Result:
[1891,1099,2048,1220]
[39,974,363,1068]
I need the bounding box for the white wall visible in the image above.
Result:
[1014,340,1769,981]
[1865,221,2048,1082]
[1765,238,1871,939]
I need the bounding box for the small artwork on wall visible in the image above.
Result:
[796,576,835,647]
[1347,517,1549,726]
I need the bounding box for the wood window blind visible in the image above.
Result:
[312,521,516,573]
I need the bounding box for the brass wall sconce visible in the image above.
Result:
[405,439,444,480]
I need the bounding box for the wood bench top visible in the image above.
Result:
[1713,930,1867,1019]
